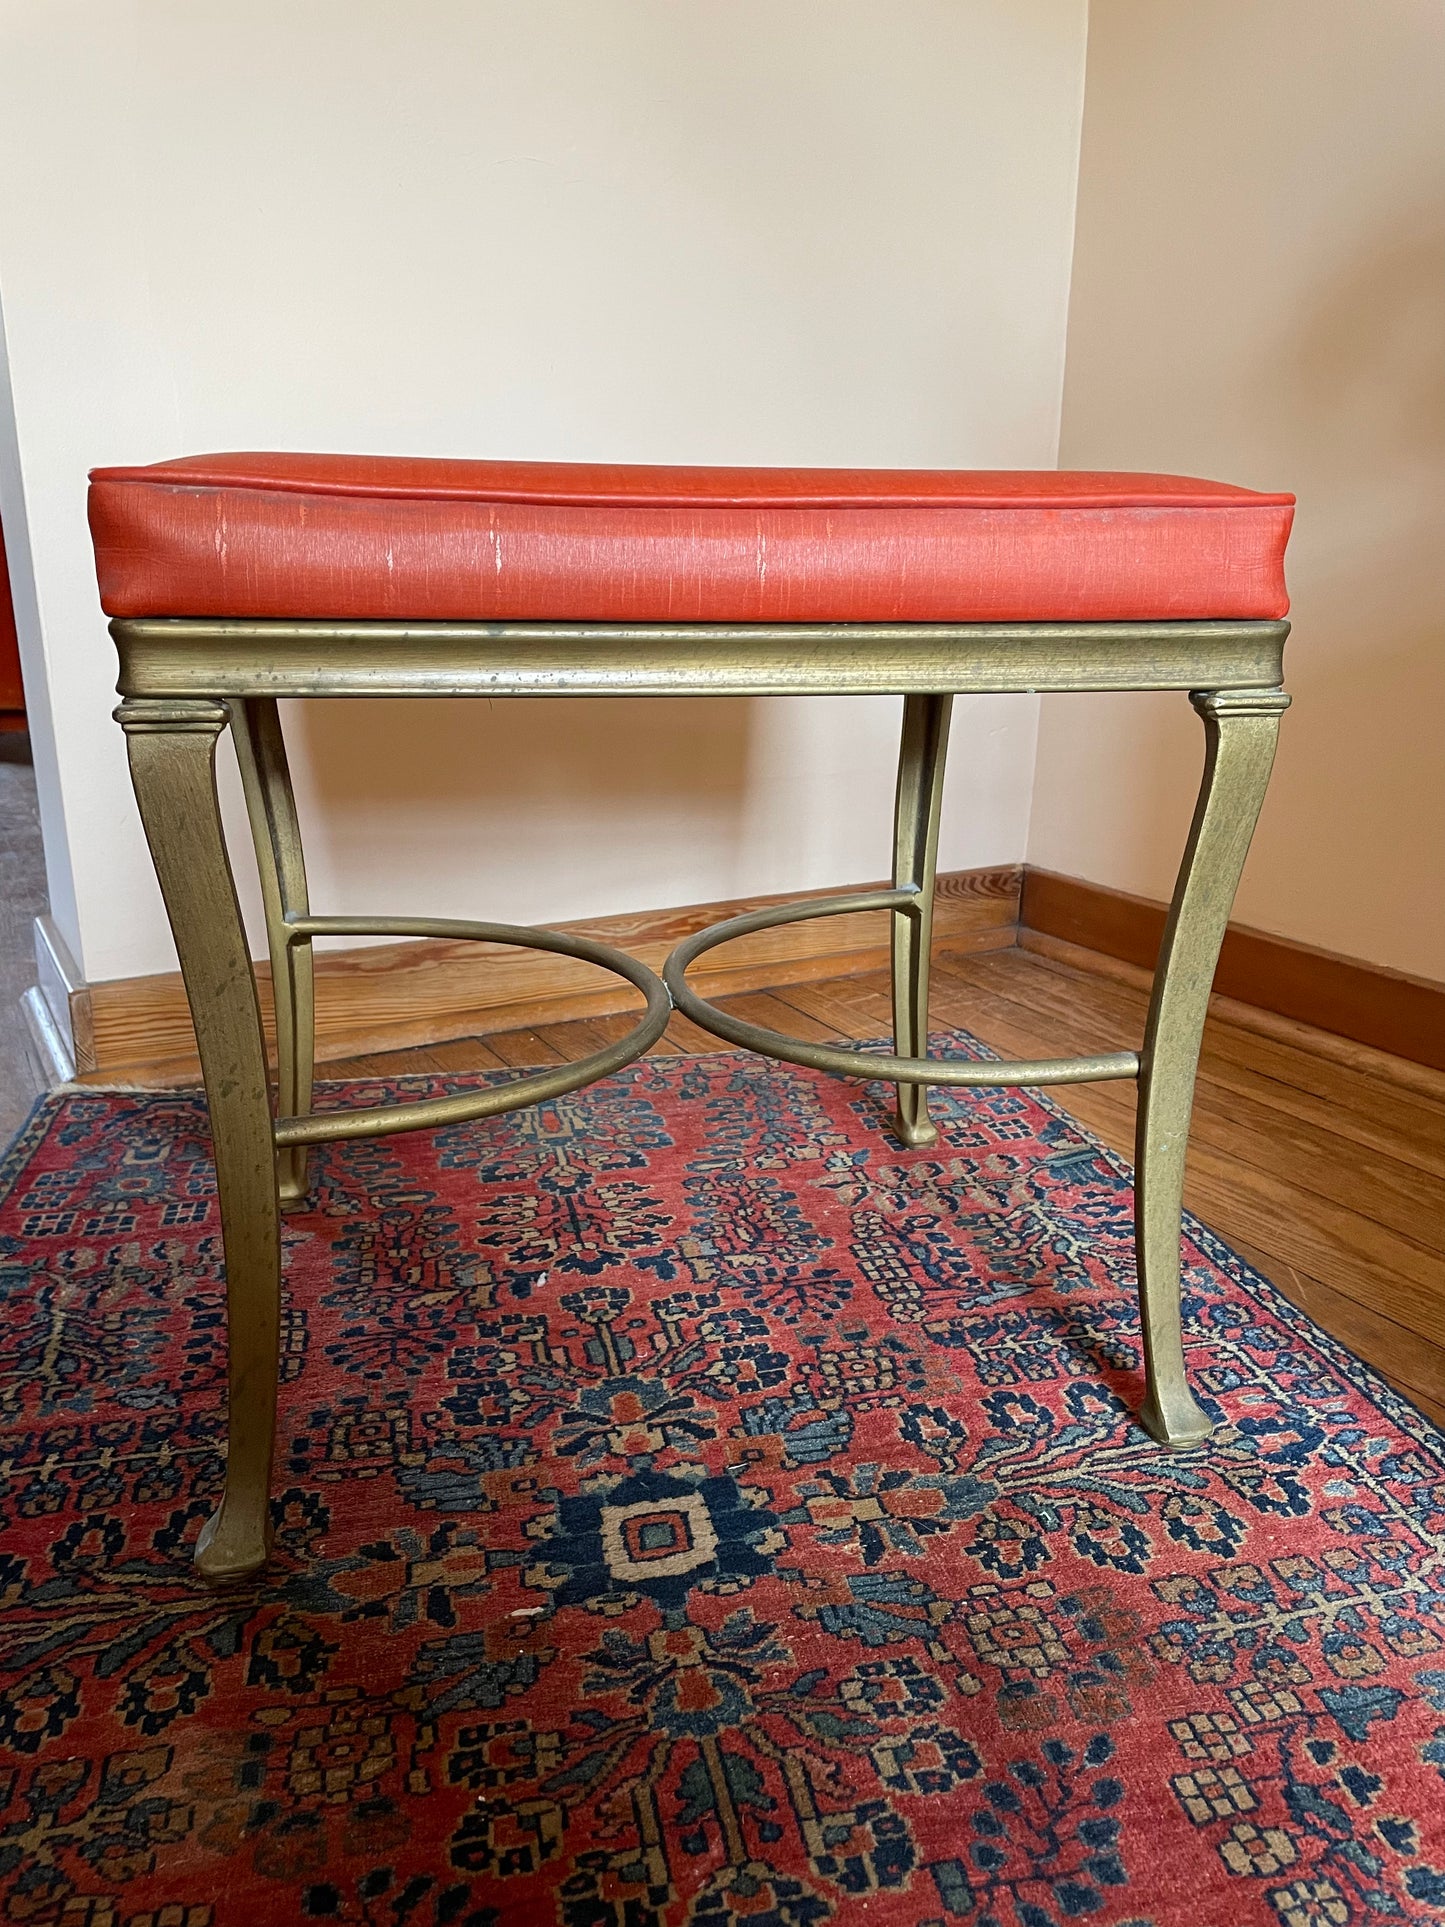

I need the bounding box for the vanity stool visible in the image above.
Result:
[88,455,1292,1580]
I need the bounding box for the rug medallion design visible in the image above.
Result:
[1,1040,1442,1925]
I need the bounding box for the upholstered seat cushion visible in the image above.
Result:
[88,453,1293,624]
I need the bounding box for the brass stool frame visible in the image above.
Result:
[111,615,1288,1581]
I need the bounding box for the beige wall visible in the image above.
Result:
[1029,0,1445,981]
[0,0,1087,984]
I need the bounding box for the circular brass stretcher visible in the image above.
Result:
[269,914,673,1148]
[664,887,1137,1089]
[271,891,1135,1156]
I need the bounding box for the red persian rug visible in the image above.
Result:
[3,1040,1444,1927]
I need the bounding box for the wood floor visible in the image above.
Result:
[322,939,1445,1431]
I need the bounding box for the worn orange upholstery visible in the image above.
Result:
[88,453,1293,624]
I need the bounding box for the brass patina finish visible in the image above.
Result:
[891,693,953,1147]
[1132,687,1292,1445]
[271,915,671,1147]
[664,892,1139,1087]
[114,617,1287,700]
[230,699,314,1208]
[118,698,283,1582]
[112,615,1288,1580]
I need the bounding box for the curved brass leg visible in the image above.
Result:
[891,693,953,1147]
[120,699,281,1581]
[1135,687,1289,1447]
[231,700,315,1209]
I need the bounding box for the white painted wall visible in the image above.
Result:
[0,0,1087,984]
[1029,0,1445,981]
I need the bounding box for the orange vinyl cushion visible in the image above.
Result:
[87,453,1293,624]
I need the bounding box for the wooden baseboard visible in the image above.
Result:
[75,865,1022,1083]
[71,858,1444,1084]
[1020,867,1445,1073]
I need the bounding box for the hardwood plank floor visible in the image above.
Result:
[319,943,1445,1430]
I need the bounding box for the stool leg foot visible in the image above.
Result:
[1135,688,1289,1447]
[232,699,315,1210]
[120,700,281,1581]
[891,693,952,1147]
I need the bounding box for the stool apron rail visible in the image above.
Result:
[112,615,1287,700]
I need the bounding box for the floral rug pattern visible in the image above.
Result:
[2,1040,1443,1926]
